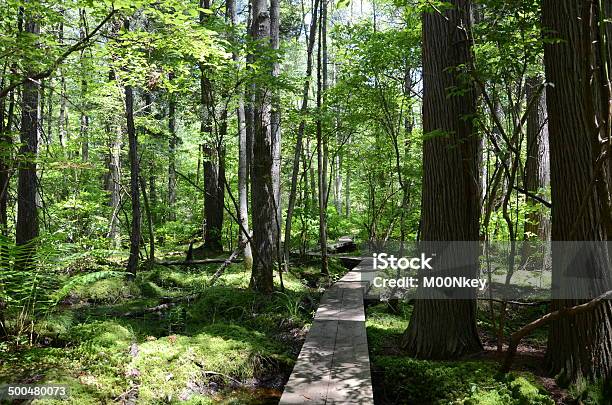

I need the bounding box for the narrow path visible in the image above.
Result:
[280,258,375,404]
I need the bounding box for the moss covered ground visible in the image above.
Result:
[0,257,347,404]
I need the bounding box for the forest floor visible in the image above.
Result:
[0,250,347,404]
[366,301,607,405]
[1,250,609,404]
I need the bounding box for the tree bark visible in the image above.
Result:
[543,0,612,383]
[249,0,276,293]
[16,14,40,265]
[402,0,482,359]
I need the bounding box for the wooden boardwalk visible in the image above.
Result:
[279,258,376,404]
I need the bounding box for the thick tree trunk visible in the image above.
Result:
[249,0,276,293]
[283,0,319,272]
[16,16,40,263]
[125,80,140,274]
[402,0,482,359]
[543,0,612,383]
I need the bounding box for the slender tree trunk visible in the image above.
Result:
[0,78,14,240]
[168,75,177,222]
[16,15,40,265]
[199,0,224,252]
[57,17,67,152]
[109,120,122,249]
[270,0,282,240]
[125,34,140,274]
[227,0,253,271]
[402,0,482,359]
[345,144,350,217]
[523,76,550,241]
[283,0,320,272]
[79,9,89,162]
[316,0,329,277]
[543,0,612,383]
[249,0,275,293]
[140,176,154,262]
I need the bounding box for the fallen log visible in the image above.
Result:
[121,294,199,317]
[208,241,246,287]
[157,258,243,266]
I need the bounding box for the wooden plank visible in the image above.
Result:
[279,260,375,404]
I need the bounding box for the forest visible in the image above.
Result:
[1,0,612,403]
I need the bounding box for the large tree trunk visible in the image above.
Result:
[249,0,275,293]
[283,0,319,272]
[543,0,612,383]
[125,64,140,274]
[16,15,40,264]
[402,0,482,359]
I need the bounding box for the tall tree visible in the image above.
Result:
[249,0,276,293]
[125,20,140,274]
[227,0,253,271]
[283,0,320,272]
[543,0,612,383]
[200,0,224,252]
[316,0,329,277]
[523,75,550,242]
[16,11,40,262]
[402,0,482,359]
[270,0,281,240]
[167,74,177,222]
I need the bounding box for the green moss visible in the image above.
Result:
[70,278,140,303]
[66,320,134,350]
[137,280,165,298]
[130,324,292,403]
[2,260,322,404]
